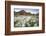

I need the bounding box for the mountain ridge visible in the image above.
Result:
[14,10,39,16]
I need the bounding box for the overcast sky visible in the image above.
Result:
[14,8,39,14]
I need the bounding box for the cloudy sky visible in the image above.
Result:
[14,8,39,14]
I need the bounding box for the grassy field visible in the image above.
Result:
[14,15,39,27]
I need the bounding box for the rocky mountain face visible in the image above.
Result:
[14,10,39,16]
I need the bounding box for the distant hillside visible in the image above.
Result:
[14,10,39,16]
